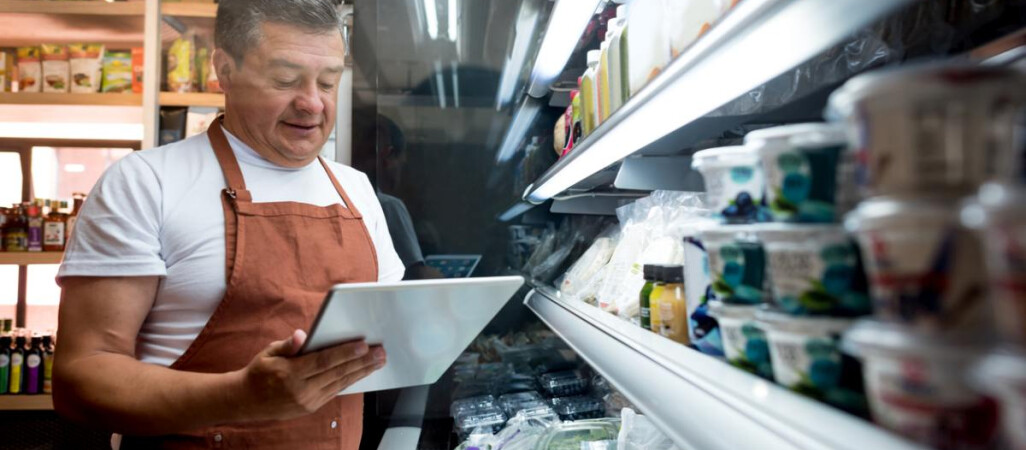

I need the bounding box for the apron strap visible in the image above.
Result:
[207,115,248,192]
[318,156,364,218]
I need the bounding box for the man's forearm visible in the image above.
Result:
[54,353,247,436]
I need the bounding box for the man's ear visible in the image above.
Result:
[212,49,234,92]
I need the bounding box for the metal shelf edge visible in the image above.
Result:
[524,287,923,450]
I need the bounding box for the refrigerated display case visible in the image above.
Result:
[352,0,1026,448]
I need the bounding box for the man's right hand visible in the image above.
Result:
[233,330,386,421]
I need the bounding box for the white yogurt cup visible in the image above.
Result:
[827,63,1026,197]
[844,321,998,450]
[755,224,870,317]
[683,221,725,357]
[845,196,988,332]
[962,182,1026,346]
[708,301,772,379]
[699,225,768,305]
[972,348,1026,450]
[746,123,855,223]
[756,309,866,415]
[692,146,766,224]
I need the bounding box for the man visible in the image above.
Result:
[52,1,405,448]
[374,114,444,280]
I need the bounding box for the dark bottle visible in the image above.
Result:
[639,265,660,330]
[42,335,54,394]
[0,336,10,395]
[3,204,28,252]
[10,336,25,394]
[25,336,43,394]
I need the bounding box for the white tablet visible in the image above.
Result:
[299,276,525,394]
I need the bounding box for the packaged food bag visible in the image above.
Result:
[17,47,42,93]
[131,47,144,93]
[41,44,70,93]
[0,50,12,92]
[69,44,104,93]
[167,35,195,93]
[101,51,133,93]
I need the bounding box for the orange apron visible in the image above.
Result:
[122,118,379,449]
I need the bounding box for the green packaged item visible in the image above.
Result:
[101,51,132,93]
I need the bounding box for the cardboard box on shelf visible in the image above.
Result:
[41,44,70,93]
[17,47,42,93]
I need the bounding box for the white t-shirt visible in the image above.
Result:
[58,129,405,367]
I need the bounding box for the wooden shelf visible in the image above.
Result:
[0,395,54,411]
[160,92,224,108]
[0,252,63,265]
[0,137,141,150]
[161,2,216,18]
[0,0,145,16]
[0,93,142,107]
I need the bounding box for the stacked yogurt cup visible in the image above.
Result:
[829,63,1026,450]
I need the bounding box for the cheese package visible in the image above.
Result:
[41,44,70,93]
[101,51,133,93]
[16,47,42,93]
[69,44,104,93]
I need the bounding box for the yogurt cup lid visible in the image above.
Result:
[755,307,853,336]
[708,300,760,320]
[972,347,1026,390]
[752,223,847,243]
[691,145,756,170]
[745,123,847,147]
[826,63,1026,120]
[844,195,960,233]
[842,319,991,361]
[962,182,1026,230]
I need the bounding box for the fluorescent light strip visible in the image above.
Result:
[424,0,439,40]
[434,60,447,109]
[498,202,536,222]
[525,0,603,98]
[451,60,460,108]
[448,0,459,42]
[495,2,543,109]
[526,0,912,202]
[495,97,543,163]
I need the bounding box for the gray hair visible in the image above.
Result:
[215,0,343,65]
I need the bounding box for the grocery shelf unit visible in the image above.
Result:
[525,286,919,450]
[0,395,54,411]
[521,0,915,207]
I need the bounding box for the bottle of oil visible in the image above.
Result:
[9,335,25,394]
[0,335,11,394]
[3,204,28,252]
[639,265,658,331]
[25,336,42,394]
[42,334,54,394]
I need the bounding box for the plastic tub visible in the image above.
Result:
[699,225,768,304]
[746,123,854,223]
[972,348,1026,450]
[846,196,988,332]
[844,320,998,449]
[827,63,1026,197]
[708,301,773,379]
[757,309,866,415]
[683,221,725,357]
[538,370,589,398]
[755,224,870,316]
[454,404,507,439]
[498,391,547,418]
[962,182,1026,346]
[533,419,620,450]
[547,395,606,421]
[692,146,767,224]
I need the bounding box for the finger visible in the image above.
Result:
[264,330,305,358]
[319,362,383,399]
[306,351,379,388]
[293,339,370,376]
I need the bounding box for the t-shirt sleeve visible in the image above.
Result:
[352,173,405,283]
[377,193,425,268]
[57,153,167,283]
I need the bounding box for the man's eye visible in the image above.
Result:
[318,82,335,91]
[274,79,298,88]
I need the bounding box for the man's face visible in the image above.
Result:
[217,22,345,168]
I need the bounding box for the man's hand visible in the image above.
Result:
[234,330,386,421]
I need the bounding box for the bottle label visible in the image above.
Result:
[27,354,40,368]
[0,354,8,368]
[44,222,65,246]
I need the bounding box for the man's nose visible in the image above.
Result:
[293,82,325,116]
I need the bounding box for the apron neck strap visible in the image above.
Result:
[207,115,248,192]
[317,157,361,215]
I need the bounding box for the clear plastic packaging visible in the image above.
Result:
[498,391,547,418]
[455,405,508,440]
[548,396,606,421]
[452,395,499,420]
[617,408,679,450]
[538,370,589,398]
[532,419,620,450]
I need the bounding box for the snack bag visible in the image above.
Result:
[41,44,70,93]
[167,35,195,93]
[131,47,144,93]
[101,51,132,93]
[17,47,42,93]
[69,44,104,93]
